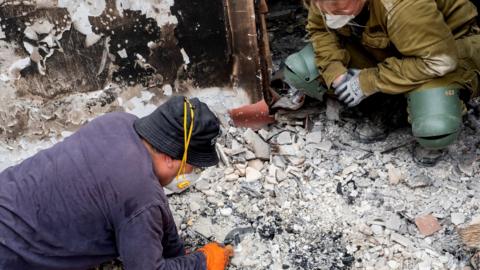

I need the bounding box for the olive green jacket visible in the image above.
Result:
[306,0,478,95]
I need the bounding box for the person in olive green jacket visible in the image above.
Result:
[283,0,479,151]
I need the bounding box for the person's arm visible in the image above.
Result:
[359,0,459,95]
[162,207,186,259]
[116,205,206,270]
[306,3,350,88]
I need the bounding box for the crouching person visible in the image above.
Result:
[282,0,480,163]
[0,96,232,270]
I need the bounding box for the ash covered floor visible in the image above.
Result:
[91,95,480,270]
[2,71,480,270]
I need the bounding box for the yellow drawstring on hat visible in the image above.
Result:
[174,98,195,189]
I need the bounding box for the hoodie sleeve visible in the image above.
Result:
[359,0,461,95]
[117,204,206,270]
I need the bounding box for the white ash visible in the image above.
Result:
[2,95,480,269]
[167,102,480,270]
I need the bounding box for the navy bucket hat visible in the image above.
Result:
[134,96,220,167]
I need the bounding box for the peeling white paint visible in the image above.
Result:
[180,48,190,65]
[36,0,59,9]
[115,0,177,27]
[0,41,25,82]
[117,48,128,58]
[163,84,173,96]
[59,0,106,17]
[1,57,31,81]
[58,0,105,47]
[123,90,157,118]
[20,15,72,76]
[30,20,55,35]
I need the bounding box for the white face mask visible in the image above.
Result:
[164,171,201,195]
[325,14,355,29]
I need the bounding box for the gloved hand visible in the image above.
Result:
[333,69,366,107]
[198,242,234,270]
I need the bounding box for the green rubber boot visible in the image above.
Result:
[407,86,463,150]
[283,44,327,101]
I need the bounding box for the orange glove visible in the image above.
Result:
[198,242,234,270]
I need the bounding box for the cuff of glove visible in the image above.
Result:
[359,68,380,96]
[324,61,348,89]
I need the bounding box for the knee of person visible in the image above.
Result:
[412,117,460,150]
[407,86,464,149]
[281,44,326,100]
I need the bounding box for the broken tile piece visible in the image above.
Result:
[385,214,404,232]
[193,217,214,238]
[415,214,441,236]
[306,131,322,145]
[276,132,292,145]
[247,159,264,171]
[243,129,270,160]
[406,173,433,189]
[245,167,262,182]
[451,213,465,225]
[316,140,333,152]
[390,232,413,248]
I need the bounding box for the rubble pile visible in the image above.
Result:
[162,99,480,270]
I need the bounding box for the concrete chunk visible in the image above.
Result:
[244,129,270,160]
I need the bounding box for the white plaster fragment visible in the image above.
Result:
[23,41,35,55]
[23,27,38,40]
[30,20,54,35]
[3,57,31,81]
[162,84,173,96]
[59,0,105,47]
[115,0,177,27]
[180,48,190,65]
[117,48,128,59]
[36,0,59,8]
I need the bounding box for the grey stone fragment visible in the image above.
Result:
[244,129,270,160]
[190,201,201,212]
[451,212,465,225]
[406,173,433,189]
[278,144,298,156]
[371,224,384,235]
[272,155,287,168]
[276,132,292,145]
[306,131,322,145]
[246,167,262,182]
[390,232,413,248]
[193,217,214,238]
[195,179,210,191]
[248,159,264,171]
[326,98,341,121]
[316,140,333,152]
[385,214,404,232]
[276,169,288,182]
[258,129,270,141]
[220,208,233,216]
[245,150,256,160]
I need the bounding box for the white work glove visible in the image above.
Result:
[333,69,366,107]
